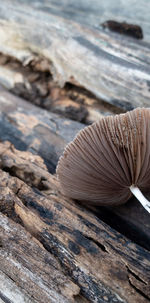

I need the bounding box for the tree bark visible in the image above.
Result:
[0,141,149,303]
[0,89,149,252]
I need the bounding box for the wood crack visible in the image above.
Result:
[0,52,121,125]
[126,265,150,300]
[0,142,149,302]
[81,235,108,253]
[126,266,147,285]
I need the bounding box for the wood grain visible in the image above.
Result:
[0,2,150,302]
[0,213,80,303]
[0,88,83,173]
[0,1,150,111]
[0,91,149,252]
[0,142,149,303]
[0,53,117,124]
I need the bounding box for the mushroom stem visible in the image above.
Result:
[130,186,150,213]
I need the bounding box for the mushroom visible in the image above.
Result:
[56,108,150,213]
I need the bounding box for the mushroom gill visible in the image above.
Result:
[56,108,150,213]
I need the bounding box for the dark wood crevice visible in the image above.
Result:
[0,52,124,125]
[127,281,150,302]
[88,205,150,252]
[126,265,150,301]
[126,266,147,285]
[81,235,108,253]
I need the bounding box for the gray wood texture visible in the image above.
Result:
[0,0,150,111]
[0,53,118,124]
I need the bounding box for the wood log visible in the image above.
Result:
[0,90,149,252]
[0,2,150,302]
[0,141,149,303]
[0,0,150,112]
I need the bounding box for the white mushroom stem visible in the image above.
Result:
[130,186,150,213]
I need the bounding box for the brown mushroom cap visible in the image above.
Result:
[56,108,150,206]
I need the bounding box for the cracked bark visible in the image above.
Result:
[0,52,119,125]
[0,91,149,252]
[0,141,149,303]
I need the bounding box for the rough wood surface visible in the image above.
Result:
[0,87,84,173]
[0,1,150,302]
[0,141,149,303]
[0,53,119,124]
[0,89,149,253]
[0,213,80,303]
[0,0,150,111]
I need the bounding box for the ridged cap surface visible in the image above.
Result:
[57,108,150,206]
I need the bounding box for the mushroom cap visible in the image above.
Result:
[56,108,150,206]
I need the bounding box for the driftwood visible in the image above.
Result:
[0,141,149,303]
[0,0,150,113]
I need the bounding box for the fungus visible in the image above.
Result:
[56,108,150,213]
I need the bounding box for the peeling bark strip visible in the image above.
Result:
[0,142,149,302]
[0,1,150,110]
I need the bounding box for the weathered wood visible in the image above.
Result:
[0,88,84,173]
[0,53,121,124]
[0,2,150,302]
[0,270,38,303]
[89,199,150,251]
[0,91,149,252]
[0,142,149,303]
[0,213,80,303]
[0,0,150,111]
[25,0,149,41]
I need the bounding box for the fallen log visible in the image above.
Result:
[0,2,150,302]
[0,142,149,303]
[0,0,150,112]
[0,90,149,252]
